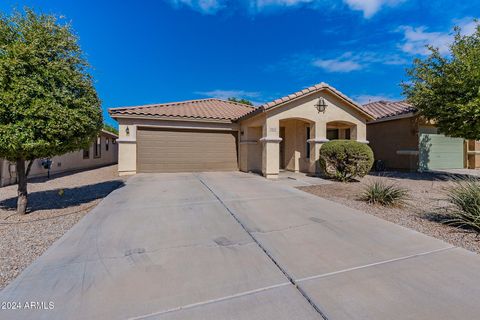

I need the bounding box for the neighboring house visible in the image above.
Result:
[0,130,118,187]
[363,100,480,171]
[109,82,374,178]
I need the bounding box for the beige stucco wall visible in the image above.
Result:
[238,113,265,173]
[0,132,118,187]
[266,92,367,140]
[239,126,262,173]
[461,139,480,169]
[367,116,419,170]
[368,116,478,170]
[113,89,369,178]
[115,116,239,175]
[467,140,480,169]
[280,119,310,172]
[239,90,369,178]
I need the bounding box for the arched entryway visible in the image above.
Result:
[326,121,358,141]
[279,118,314,173]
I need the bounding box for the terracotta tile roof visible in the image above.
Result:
[110,83,376,123]
[257,82,375,120]
[109,98,255,121]
[362,100,417,120]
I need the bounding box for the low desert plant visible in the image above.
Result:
[360,180,409,206]
[319,140,374,182]
[444,179,480,232]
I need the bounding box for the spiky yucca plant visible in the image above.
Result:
[360,181,409,206]
[444,179,480,232]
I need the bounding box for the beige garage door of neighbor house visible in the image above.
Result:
[137,128,238,173]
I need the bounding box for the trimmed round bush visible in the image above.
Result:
[319,140,374,182]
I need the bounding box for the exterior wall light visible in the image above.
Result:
[315,97,328,113]
[125,126,130,136]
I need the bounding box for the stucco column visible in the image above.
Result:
[354,122,369,144]
[307,121,328,175]
[260,118,281,179]
[238,126,248,172]
[117,122,137,175]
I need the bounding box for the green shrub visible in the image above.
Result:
[359,180,409,206]
[444,179,480,232]
[319,140,374,182]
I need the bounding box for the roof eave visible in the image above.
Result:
[109,113,235,124]
[367,111,417,124]
[235,107,264,122]
[100,129,119,138]
[263,88,376,121]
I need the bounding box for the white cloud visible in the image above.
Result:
[398,18,478,55]
[311,51,407,73]
[313,54,363,73]
[256,0,314,7]
[397,26,452,55]
[343,0,405,18]
[169,0,224,14]
[255,0,313,8]
[254,0,407,15]
[195,89,261,100]
[354,94,397,104]
[169,0,313,14]
[166,0,406,16]
[381,54,408,65]
[455,18,478,35]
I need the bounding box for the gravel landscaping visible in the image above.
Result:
[0,165,127,290]
[299,171,480,254]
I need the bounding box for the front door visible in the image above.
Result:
[280,127,286,169]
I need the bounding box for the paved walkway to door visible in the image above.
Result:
[1,172,480,319]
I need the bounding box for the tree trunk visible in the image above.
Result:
[26,160,34,177]
[16,158,28,215]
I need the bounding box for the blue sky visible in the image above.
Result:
[1,1,479,127]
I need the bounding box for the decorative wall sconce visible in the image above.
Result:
[315,97,328,113]
[125,126,130,136]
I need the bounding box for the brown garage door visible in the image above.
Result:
[137,128,238,173]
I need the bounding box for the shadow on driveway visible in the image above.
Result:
[0,180,125,212]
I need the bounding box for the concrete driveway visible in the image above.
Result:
[2,172,480,319]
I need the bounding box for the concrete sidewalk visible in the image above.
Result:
[1,172,480,319]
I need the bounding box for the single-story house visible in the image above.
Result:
[0,130,119,187]
[109,82,375,178]
[363,100,480,171]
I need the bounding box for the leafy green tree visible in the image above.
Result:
[402,22,480,139]
[228,97,254,106]
[103,123,118,135]
[0,9,102,214]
